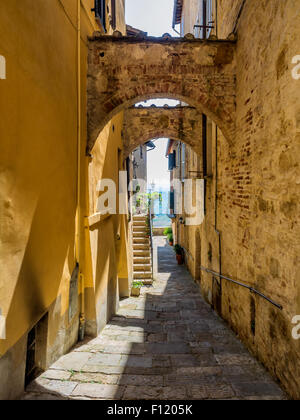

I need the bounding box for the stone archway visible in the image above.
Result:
[87,35,236,152]
[123,105,203,157]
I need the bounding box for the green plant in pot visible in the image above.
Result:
[131,281,143,297]
[164,227,173,246]
[167,233,174,246]
[174,244,184,265]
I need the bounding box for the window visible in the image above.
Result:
[207,120,213,176]
[176,145,181,167]
[25,313,49,386]
[111,0,116,30]
[92,0,106,32]
[169,191,175,212]
[195,0,215,39]
[168,152,176,171]
[181,143,186,181]
[202,115,213,177]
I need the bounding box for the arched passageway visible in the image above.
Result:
[123,106,203,157]
[87,35,237,152]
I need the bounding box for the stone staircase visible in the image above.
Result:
[132,215,153,285]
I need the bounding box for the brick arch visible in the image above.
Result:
[123,106,203,157]
[87,36,236,152]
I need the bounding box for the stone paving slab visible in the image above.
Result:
[22,237,287,400]
[72,383,124,399]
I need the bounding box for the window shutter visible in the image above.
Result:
[169,191,175,211]
[181,144,186,181]
[92,0,107,32]
[111,0,116,30]
[168,154,172,171]
[168,152,176,171]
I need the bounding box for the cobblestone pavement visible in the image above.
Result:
[22,237,286,400]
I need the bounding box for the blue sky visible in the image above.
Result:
[125,0,178,37]
[126,0,177,190]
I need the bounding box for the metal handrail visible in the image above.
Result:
[148,204,154,278]
[200,266,283,310]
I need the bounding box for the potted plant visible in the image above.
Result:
[131,281,143,297]
[168,233,174,246]
[164,228,173,246]
[174,244,184,265]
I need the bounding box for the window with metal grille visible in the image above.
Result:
[194,0,215,39]
[92,0,106,32]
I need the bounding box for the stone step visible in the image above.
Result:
[133,226,147,230]
[132,219,147,227]
[133,264,152,272]
[133,244,151,251]
[133,250,151,257]
[133,216,147,222]
[133,222,147,228]
[133,256,151,264]
[133,214,147,218]
[133,238,150,244]
[141,279,154,286]
[133,232,148,238]
[133,227,147,233]
[133,271,153,280]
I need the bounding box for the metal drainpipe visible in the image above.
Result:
[214,125,222,311]
[233,0,247,34]
[76,0,85,341]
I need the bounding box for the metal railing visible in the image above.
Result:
[200,266,283,310]
[148,205,154,278]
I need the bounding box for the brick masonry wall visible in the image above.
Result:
[200,0,300,398]
[123,106,203,157]
[87,36,237,151]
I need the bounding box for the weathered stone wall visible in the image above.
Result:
[217,0,245,37]
[123,106,203,157]
[199,0,300,398]
[87,36,237,151]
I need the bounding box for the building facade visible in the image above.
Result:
[0,0,129,399]
[171,0,300,399]
[0,0,299,401]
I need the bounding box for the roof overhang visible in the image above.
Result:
[126,25,148,37]
[172,0,183,28]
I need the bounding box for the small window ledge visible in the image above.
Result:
[86,209,114,228]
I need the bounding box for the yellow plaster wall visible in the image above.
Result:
[86,112,130,333]
[0,0,127,381]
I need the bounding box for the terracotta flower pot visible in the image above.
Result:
[176,254,184,265]
[169,241,174,246]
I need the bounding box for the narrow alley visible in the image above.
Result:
[22,238,286,400]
